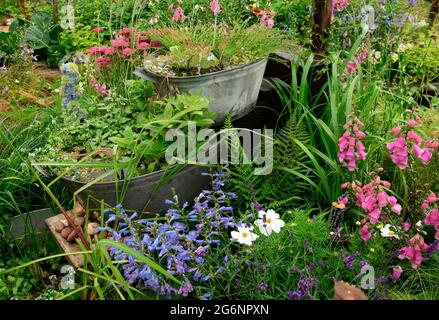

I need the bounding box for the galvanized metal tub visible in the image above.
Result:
[59,165,210,213]
[134,59,268,123]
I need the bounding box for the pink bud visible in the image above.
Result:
[391,266,403,281]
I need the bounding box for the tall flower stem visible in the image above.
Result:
[213,14,218,48]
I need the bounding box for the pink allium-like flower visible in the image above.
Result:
[92,27,104,33]
[137,42,150,50]
[96,56,110,67]
[403,222,411,231]
[391,266,403,281]
[86,46,113,56]
[360,224,372,243]
[391,126,402,135]
[172,7,186,22]
[407,130,422,145]
[210,0,221,15]
[119,28,131,35]
[387,135,409,169]
[111,38,130,48]
[122,48,135,57]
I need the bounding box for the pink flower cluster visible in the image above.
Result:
[387,135,409,169]
[331,0,350,24]
[86,28,152,67]
[90,78,108,96]
[423,192,439,240]
[387,120,437,169]
[251,6,275,28]
[172,7,186,22]
[346,49,368,74]
[260,10,275,28]
[338,117,367,171]
[333,0,350,12]
[343,177,402,226]
[398,235,429,269]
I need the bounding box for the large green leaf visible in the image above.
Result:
[25,25,50,49]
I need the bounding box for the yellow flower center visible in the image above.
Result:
[242,231,248,238]
[266,217,272,223]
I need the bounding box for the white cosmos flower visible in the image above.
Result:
[254,209,285,236]
[231,225,259,246]
[380,224,400,239]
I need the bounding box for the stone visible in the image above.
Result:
[55,222,64,233]
[74,217,85,226]
[61,227,73,240]
[334,281,368,300]
[87,222,100,236]
[67,230,77,242]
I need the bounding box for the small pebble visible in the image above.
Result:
[74,217,85,226]
[87,222,100,236]
[67,230,77,242]
[55,222,64,233]
[61,227,73,240]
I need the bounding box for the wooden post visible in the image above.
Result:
[311,0,333,59]
[53,0,59,24]
[428,0,438,29]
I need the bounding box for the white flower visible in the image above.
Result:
[391,53,398,62]
[374,51,381,60]
[380,224,400,239]
[231,225,259,246]
[254,209,285,236]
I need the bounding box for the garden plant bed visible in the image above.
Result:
[0,0,438,304]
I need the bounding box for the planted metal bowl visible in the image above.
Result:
[134,59,268,123]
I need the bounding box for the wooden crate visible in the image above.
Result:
[45,214,84,268]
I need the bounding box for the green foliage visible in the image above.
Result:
[24,12,67,67]
[146,23,299,75]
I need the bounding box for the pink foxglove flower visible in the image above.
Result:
[407,130,422,145]
[92,27,104,33]
[359,224,372,243]
[412,145,433,165]
[391,266,403,281]
[398,235,428,269]
[346,60,356,74]
[425,140,439,149]
[338,117,367,171]
[387,135,409,169]
[391,126,402,134]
